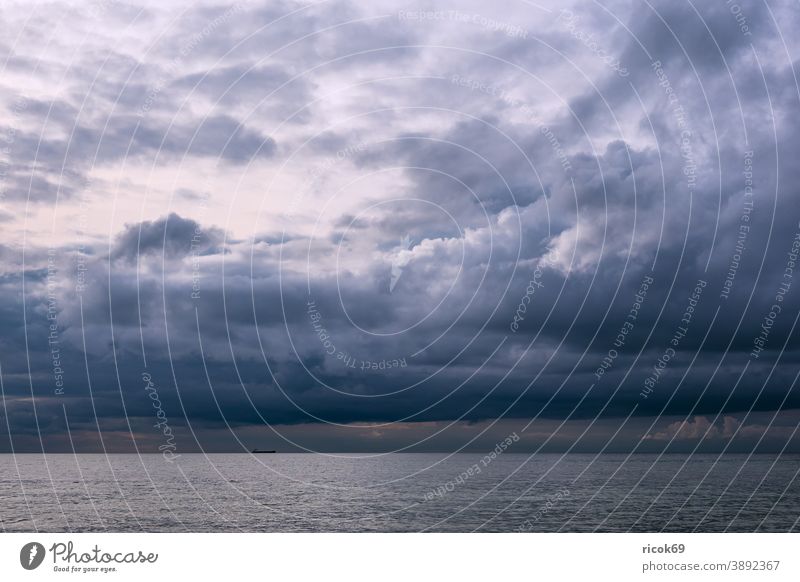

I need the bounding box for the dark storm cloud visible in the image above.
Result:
[353,119,549,216]
[621,0,768,72]
[2,0,799,453]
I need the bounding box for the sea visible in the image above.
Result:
[1,454,798,532]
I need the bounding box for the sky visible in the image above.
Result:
[1,0,799,454]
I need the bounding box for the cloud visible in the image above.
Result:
[111,213,225,262]
[645,415,798,442]
[0,0,799,453]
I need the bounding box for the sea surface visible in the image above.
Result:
[1,453,798,532]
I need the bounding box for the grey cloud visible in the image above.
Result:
[111,212,226,262]
[1,0,799,455]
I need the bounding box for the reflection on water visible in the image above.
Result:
[1,453,797,532]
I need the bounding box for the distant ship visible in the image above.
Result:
[251,449,277,453]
